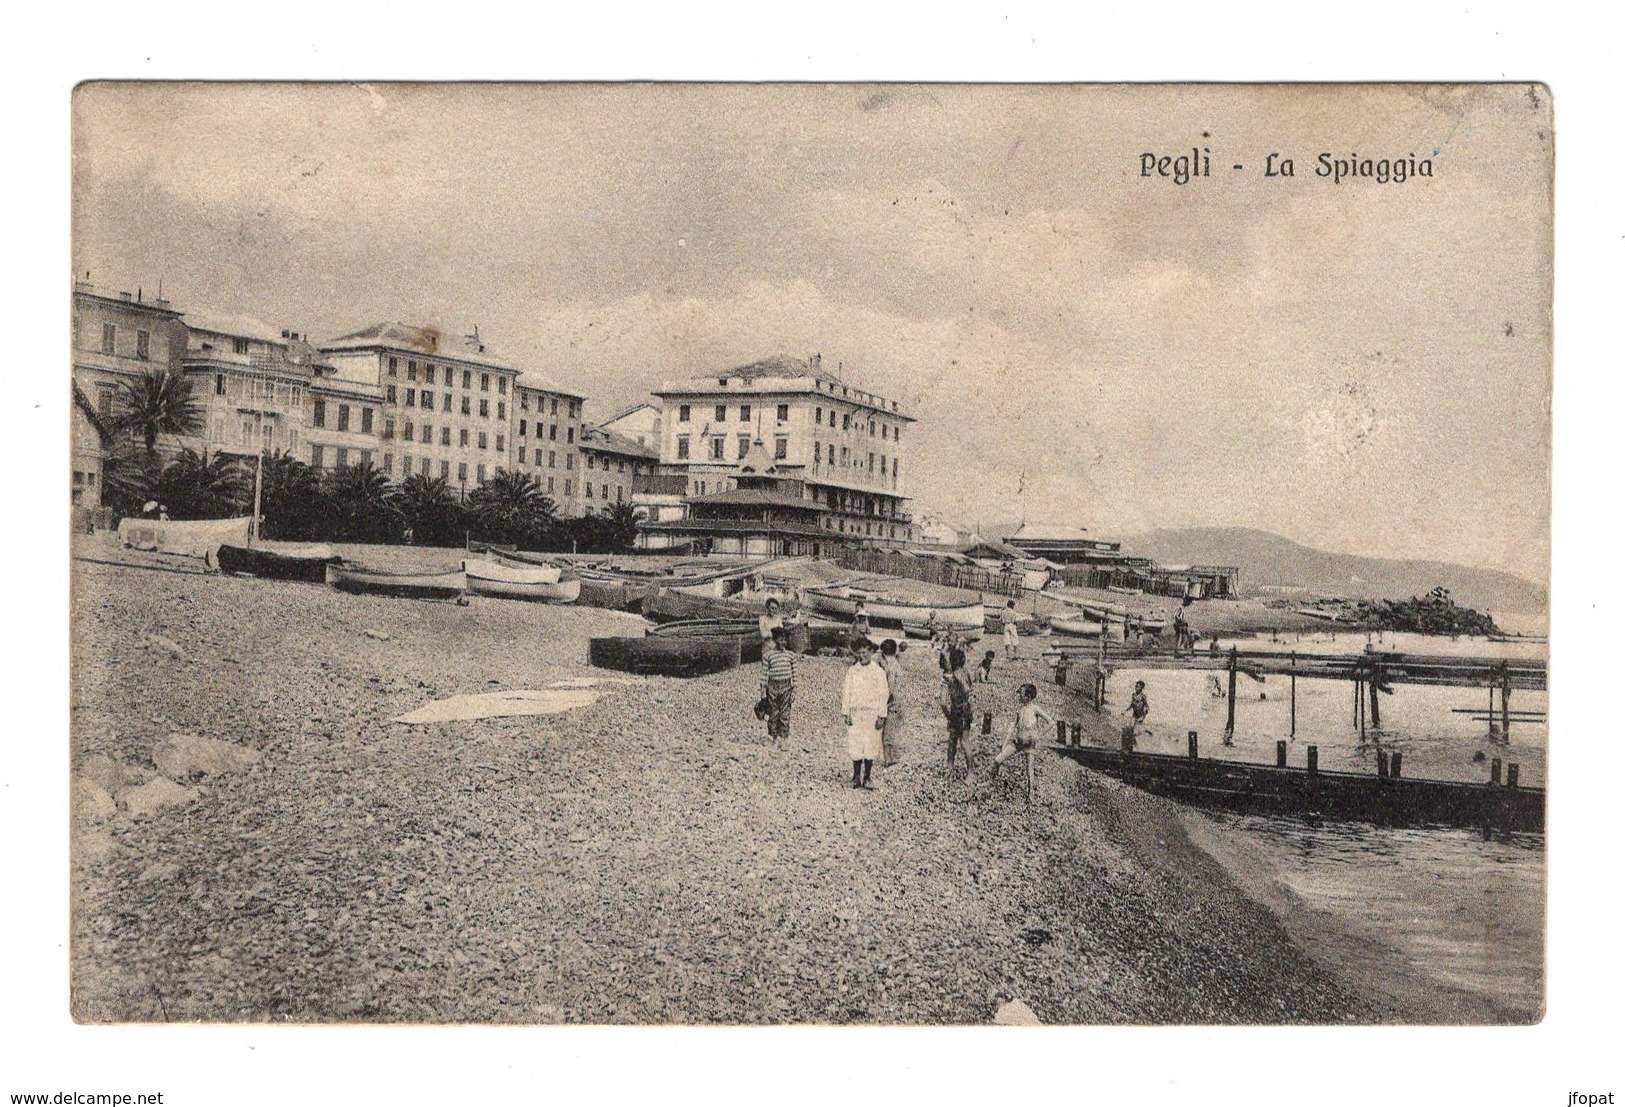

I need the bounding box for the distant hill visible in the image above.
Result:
[1121,527,1548,616]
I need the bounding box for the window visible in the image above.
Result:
[386,385,398,404]
[407,362,417,382]
[678,404,690,422]
[737,435,750,459]
[518,446,527,464]
[477,464,486,483]
[882,424,889,440]
[335,447,349,468]
[444,366,454,386]
[497,401,505,420]
[550,398,559,416]
[479,398,489,418]
[495,434,505,453]
[100,323,115,355]
[775,437,788,460]
[213,373,225,396]
[440,460,450,479]
[547,476,555,493]
[880,455,887,475]
[776,404,790,421]
[96,384,115,416]
[311,444,324,468]
[312,400,326,428]
[617,485,625,503]
[420,423,430,444]
[457,462,468,482]
[388,357,398,377]
[406,389,416,408]
[136,330,150,360]
[869,421,876,437]
[585,483,594,500]
[709,436,724,460]
[741,404,752,422]
[383,453,393,474]
[441,427,451,446]
[383,418,395,440]
[462,397,471,415]
[460,428,470,447]
[544,450,553,468]
[842,413,851,430]
[462,370,472,389]
[521,394,530,412]
[617,461,626,473]
[548,424,557,441]
[404,420,414,441]
[566,454,575,470]
[570,401,580,419]
[564,479,573,497]
[240,418,253,446]
[443,393,452,412]
[498,377,507,395]
[480,373,490,392]
[567,427,574,444]
[519,419,527,437]
[676,436,690,459]
[360,449,372,468]
[715,404,727,423]
[585,454,595,470]
[478,432,488,450]
[361,408,374,433]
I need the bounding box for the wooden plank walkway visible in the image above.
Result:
[1038,644,1546,691]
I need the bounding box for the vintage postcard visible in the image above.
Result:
[69,82,1551,1028]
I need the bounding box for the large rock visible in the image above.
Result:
[153,734,262,782]
[73,777,118,822]
[121,778,198,820]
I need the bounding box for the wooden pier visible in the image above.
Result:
[1049,736,1544,834]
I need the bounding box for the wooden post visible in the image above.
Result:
[1501,667,1512,742]
[1055,662,1068,687]
[1224,647,1238,745]
[1390,750,1402,778]
[1187,730,1198,761]
[1369,669,1382,730]
[1275,739,1287,768]
[1306,745,1318,774]
[1056,719,1068,745]
[1490,757,1502,785]
[1120,729,1135,753]
[1377,749,1389,780]
[981,711,993,736]
[1289,651,1297,738]
[1357,675,1366,742]
[1070,723,1082,747]
[1488,681,1497,740]
[1507,763,1520,789]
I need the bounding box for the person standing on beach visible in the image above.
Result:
[760,625,797,740]
[977,649,996,683]
[842,638,889,789]
[941,646,975,777]
[990,683,1053,804]
[1125,680,1151,740]
[1002,600,1020,659]
[758,597,784,646]
[849,600,872,654]
[878,638,903,765]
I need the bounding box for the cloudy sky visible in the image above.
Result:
[73,82,1551,582]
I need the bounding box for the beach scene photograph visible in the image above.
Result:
[64,81,1554,1033]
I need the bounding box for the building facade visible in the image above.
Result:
[577,424,659,512]
[649,354,916,547]
[511,374,587,514]
[638,438,835,557]
[183,313,316,463]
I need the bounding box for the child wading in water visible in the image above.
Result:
[990,683,1054,804]
[842,638,889,789]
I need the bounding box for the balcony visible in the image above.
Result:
[632,473,689,496]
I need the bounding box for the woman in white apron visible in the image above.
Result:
[842,638,890,788]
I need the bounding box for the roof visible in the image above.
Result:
[959,538,1032,561]
[603,401,659,425]
[514,371,587,400]
[1006,523,1093,542]
[579,425,658,460]
[639,518,831,538]
[687,488,829,512]
[183,310,287,345]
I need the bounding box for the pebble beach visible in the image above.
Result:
[70,542,1484,1025]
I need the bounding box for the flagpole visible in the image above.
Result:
[250,446,264,547]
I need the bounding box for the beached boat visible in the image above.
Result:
[461,559,581,603]
[1048,614,1105,638]
[1052,595,1128,621]
[1296,607,1346,623]
[217,543,339,583]
[647,617,765,663]
[803,586,985,640]
[574,577,651,612]
[588,634,742,677]
[327,563,466,600]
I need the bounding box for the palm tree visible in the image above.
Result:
[99,443,161,517]
[467,469,556,548]
[154,449,251,520]
[602,501,640,553]
[320,460,399,543]
[114,369,203,458]
[391,473,464,547]
[257,451,325,540]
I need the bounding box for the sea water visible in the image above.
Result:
[1112,631,1545,1017]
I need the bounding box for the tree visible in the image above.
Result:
[153,449,251,520]
[466,469,556,548]
[391,474,464,547]
[601,502,640,553]
[113,369,203,458]
[320,460,399,543]
[99,444,161,517]
[256,451,325,540]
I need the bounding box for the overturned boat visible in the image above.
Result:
[217,543,339,583]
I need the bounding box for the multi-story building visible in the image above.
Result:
[577,424,659,513]
[71,281,189,491]
[320,323,528,497]
[183,312,316,463]
[649,354,916,546]
[601,402,662,450]
[511,374,588,513]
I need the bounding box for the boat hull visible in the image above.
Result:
[803,587,984,640]
[463,559,580,602]
[589,635,742,677]
[647,618,765,663]
[1049,616,1104,638]
[327,564,466,600]
[217,544,337,583]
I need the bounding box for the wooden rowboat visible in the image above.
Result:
[217,543,339,583]
[646,618,765,663]
[462,558,581,603]
[588,635,742,677]
[327,563,465,600]
[1048,615,1104,638]
[803,586,984,640]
